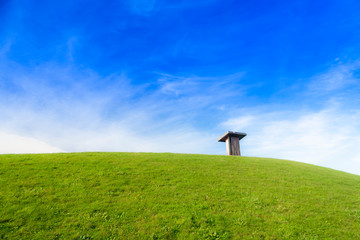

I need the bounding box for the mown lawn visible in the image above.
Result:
[0,152,360,239]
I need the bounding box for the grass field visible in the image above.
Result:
[1,152,360,239]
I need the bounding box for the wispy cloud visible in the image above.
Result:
[221,62,360,175]
[0,133,63,154]
[222,106,360,175]
[0,62,239,154]
[156,72,246,110]
[2,52,360,175]
[307,61,360,94]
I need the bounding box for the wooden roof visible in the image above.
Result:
[218,131,247,142]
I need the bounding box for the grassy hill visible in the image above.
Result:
[1,152,359,239]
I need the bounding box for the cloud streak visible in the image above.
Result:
[224,107,360,175]
[0,133,63,154]
[221,62,360,175]
[307,61,360,94]
[1,53,360,176]
[0,61,239,155]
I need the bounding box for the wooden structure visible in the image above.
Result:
[218,131,246,156]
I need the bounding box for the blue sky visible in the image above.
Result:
[1,0,360,174]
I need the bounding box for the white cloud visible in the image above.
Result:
[307,62,360,93]
[218,61,360,175]
[0,99,219,155]
[0,63,227,155]
[0,132,63,154]
[222,106,360,175]
[2,58,360,176]
[156,72,246,108]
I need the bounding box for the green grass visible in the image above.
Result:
[1,152,360,239]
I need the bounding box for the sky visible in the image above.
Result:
[1,0,360,175]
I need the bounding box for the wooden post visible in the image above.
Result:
[218,131,246,156]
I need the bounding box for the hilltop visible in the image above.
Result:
[1,152,359,239]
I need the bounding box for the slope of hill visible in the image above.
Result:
[1,152,359,239]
